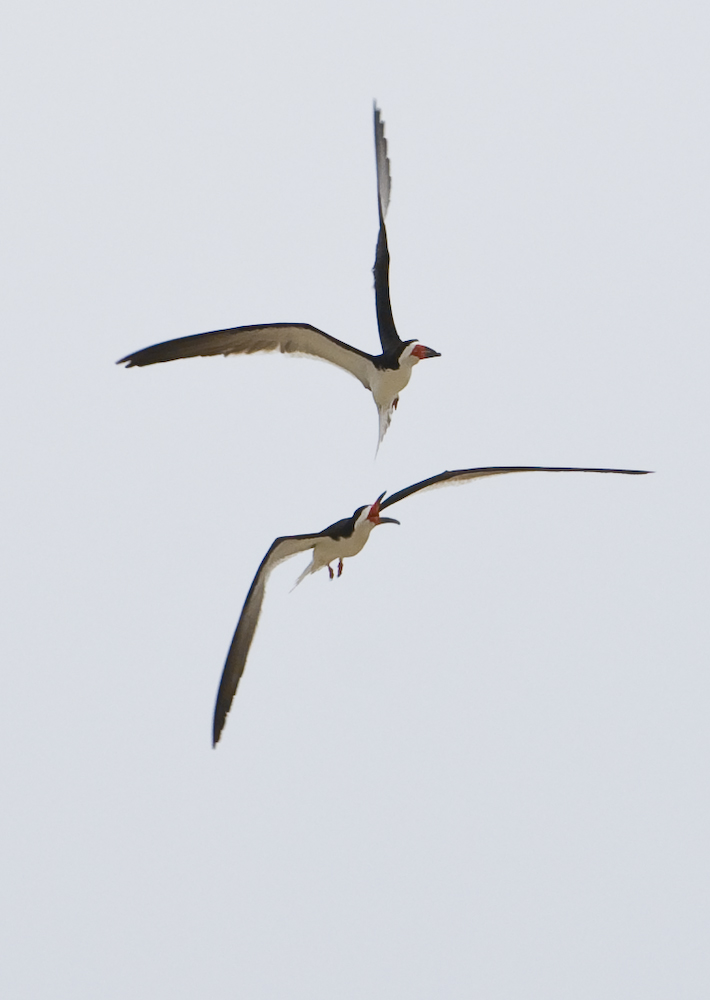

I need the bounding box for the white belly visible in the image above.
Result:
[370,365,413,408]
[313,525,372,567]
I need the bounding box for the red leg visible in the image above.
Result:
[328,564,334,580]
[393,396,399,410]
[337,559,344,577]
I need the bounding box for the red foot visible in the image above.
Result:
[393,397,399,410]
[337,559,344,577]
[328,565,334,580]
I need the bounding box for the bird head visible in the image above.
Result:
[407,341,441,363]
[367,492,400,526]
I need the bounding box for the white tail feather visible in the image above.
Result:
[291,558,317,590]
[375,403,394,454]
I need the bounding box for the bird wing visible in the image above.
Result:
[379,466,651,510]
[213,532,324,746]
[373,105,401,356]
[118,323,375,390]
[374,103,391,218]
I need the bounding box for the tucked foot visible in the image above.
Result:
[393,397,399,411]
[328,564,334,580]
[337,559,344,577]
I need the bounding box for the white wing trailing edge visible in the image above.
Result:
[118,323,374,390]
[379,466,652,510]
[212,533,325,746]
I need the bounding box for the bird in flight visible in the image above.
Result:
[117,105,440,447]
[211,464,650,745]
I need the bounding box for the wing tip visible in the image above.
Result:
[578,467,653,475]
[212,703,229,747]
[374,102,384,136]
[373,102,391,219]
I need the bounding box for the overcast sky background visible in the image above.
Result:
[1,0,708,996]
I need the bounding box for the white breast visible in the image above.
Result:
[370,364,414,409]
[311,518,375,570]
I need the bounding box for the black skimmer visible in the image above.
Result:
[212,464,650,745]
[117,106,440,447]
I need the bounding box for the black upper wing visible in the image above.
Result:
[373,105,401,356]
[380,466,652,510]
[319,512,361,540]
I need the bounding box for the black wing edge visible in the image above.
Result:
[117,323,375,369]
[212,540,277,747]
[373,104,401,356]
[379,466,653,510]
[373,103,391,217]
[212,532,321,747]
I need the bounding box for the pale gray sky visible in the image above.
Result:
[1,0,708,996]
